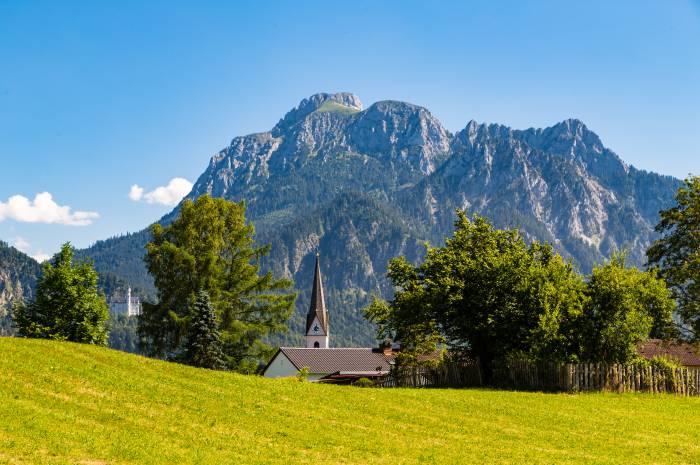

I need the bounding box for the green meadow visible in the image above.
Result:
[1,338,698,465]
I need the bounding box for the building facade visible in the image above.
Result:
[109,287,142,317]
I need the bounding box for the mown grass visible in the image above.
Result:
[1,338,699,465]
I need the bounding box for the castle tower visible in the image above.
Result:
[126,287,132,315]
[306,253,329,348]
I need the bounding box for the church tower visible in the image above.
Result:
[306,253,329,348]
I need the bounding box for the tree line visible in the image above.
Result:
[13,195,296,372]
[366,176,700,379]
[10,176,700,375]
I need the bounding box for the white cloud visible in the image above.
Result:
[0,192,99,226]
[11,236,51,262]
[13,236,31,253]
[129,184,144,201]
[32,252,51,263]
[129,178,193,207]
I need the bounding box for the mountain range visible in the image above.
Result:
[2,93,682,346]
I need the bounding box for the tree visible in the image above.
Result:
[366,212,677,377]
[578,253,676,362]
[13,243,109,345]
[183,290,227,370]
[647,175,700,339]
[365,212,586,379]
[139,195,296,372]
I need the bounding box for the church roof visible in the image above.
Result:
[306,254,329,334]
[274,348,394,375]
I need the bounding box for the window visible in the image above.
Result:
[313,341,320,348]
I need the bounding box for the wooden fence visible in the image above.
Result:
[377,360,481,388]
[493,361,700,395]
[380,360,700,396]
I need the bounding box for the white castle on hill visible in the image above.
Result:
[109,287,142,317]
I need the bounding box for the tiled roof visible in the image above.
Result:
[278,348,395,374]
[637,339,700,366]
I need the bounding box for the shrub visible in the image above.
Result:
[296,366,310,382]
[632,355,682,391]
[353,377,374,388]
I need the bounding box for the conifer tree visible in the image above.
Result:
[184,290,227,370]
[13,242,109,345]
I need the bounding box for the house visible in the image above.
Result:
[262,253,398,382]
[637,338,700,368]
[264,346,395,382]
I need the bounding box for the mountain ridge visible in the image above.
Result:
[0,241,42,335]
[70,92,682,346]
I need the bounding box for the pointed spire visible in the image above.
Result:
[306,252,328,334]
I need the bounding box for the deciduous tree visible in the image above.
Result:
[578,253,676,362]
[366,212,586,378]
[366,212,677,376]
[647,175,700,339]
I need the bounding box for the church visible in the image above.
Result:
[262,254,397,382]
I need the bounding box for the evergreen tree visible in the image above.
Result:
[139,195,296,372]
[184,290,226,370]
[13,243,109,345]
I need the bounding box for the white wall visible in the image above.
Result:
[306,335,329,348]
[306,317,329,348]
[263,352,299,378]
[263,352,326,381]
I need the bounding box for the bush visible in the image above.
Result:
[353,377,374,388]
[296,366,310,382]
[632,355,682,390]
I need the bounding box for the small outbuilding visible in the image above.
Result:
[263,347,395,382]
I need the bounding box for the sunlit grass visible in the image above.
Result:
[314,101,360,115]
[1,338,698,464]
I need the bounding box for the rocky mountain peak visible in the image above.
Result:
[522,118,603,152]
[273,92,363,134]
[349,100,451,174]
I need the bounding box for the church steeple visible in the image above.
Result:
[306,253,329,348]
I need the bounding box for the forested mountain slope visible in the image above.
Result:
[0,241,41,335]
[74,92,681,346]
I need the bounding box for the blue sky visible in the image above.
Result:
[1,0,699,260]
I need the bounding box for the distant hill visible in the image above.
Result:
[72,92,681,346]
[0,241,141,349]
[1,338,698,464]
[0,241,42,335]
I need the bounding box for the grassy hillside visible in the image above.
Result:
[1,339,699,465]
